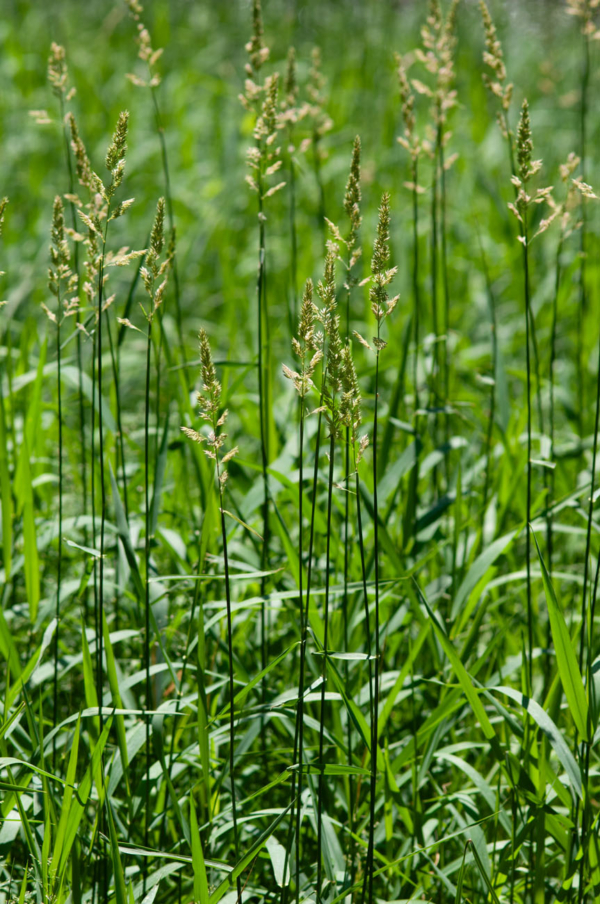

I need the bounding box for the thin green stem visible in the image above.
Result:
[52,317,62,767]
[316,431,335,904]
[143,316,152,864]
[522,214,533,691]
[150,87,185,366]
[548,237,563,578]
[218,479,242,898]
[367,350,381,904]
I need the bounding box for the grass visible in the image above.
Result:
[3,0,600,902]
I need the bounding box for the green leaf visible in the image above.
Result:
[492,686,582,799]
[49,715,81,882]
[423,596,496,741]
[532,527,589,741]
[212,644,296,723]
[0,389,12,579]
[150,410,170,538]
[17,439,39,622]
[189,798,209,904]
[110,462,144,602]
[102,612,130,793]
[451,530,516,622]
[107,801,128,904]
[289,763,371,776]
[469,839,501,903]
[208,803,293,904]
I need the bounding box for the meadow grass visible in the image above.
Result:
[2,0,600,902]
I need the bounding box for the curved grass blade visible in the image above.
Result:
[531,526,588,740]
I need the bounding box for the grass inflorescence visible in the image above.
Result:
[3,2,600,903]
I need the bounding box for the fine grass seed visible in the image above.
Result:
[2,0,600,902]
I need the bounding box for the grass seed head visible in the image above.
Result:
[396,54,420,159]
[340,341,362,447]
[284,46,298,109]
[140,197,169,317]
[183,329,237,484]
[69,113,94,192]
[0,198,7,238]
[105,110,130,187]
[517,99,532,182]
[566,0,600,36]
[48,196,77,320]
[307,47,333,146]
[370,192,398,332]
[48,43,68,98]
[246,0,269,77]
[344,136,362,250]
[197,328,221,422]
[479,0,512,113]
[50,195,68,270]
[285,279,321,398]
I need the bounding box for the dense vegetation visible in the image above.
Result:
[2,0,600,901]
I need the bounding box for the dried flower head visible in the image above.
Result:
[368,193,399,339]
[340,341,362,442]
[106,112,129,170]
[566,0,600,37]
[516,99,533,184]
[413,0,459,136]
[314,246,344,437]
[68,113,94,192]
[182,329,237,487]
[396,53,419,160]
[284,46,298,110]
[284,279,322,398]
[479,0,513,114]
[140,197,170,319]
[507,100,552,236]
[246,74,286,201]
[124,0,164,88]
[344,136,362,252]
[47,196,78,323]
[48,43,70,99]
[246,0,269,78]
[67,111,138,319]
[305,47,333,155]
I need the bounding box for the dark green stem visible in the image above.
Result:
[316,430,335,904]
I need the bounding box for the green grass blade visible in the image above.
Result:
[532,526,589,740]
[189,797,209,904]
[492,685,582,799]
[423,595,496,741]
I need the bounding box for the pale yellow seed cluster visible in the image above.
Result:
[340,342,365,460]
[48,43,75,101]
[396,1,459,185]
[325,137,363,295]
[396,53,421,163]
[479,0,513,122]
[66,110,144,323]
[283,279,322,399]
[305,47,334,156]
[30,42,76,126]
[124,0,163,89]
[181,330,238,487]
[416,0,459,129]
[44,196,79,326]
[279,46,311,158]
[246,74,286,202]
[137,197,171,322]
[509,100,547,237]
[566,0,600,37]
